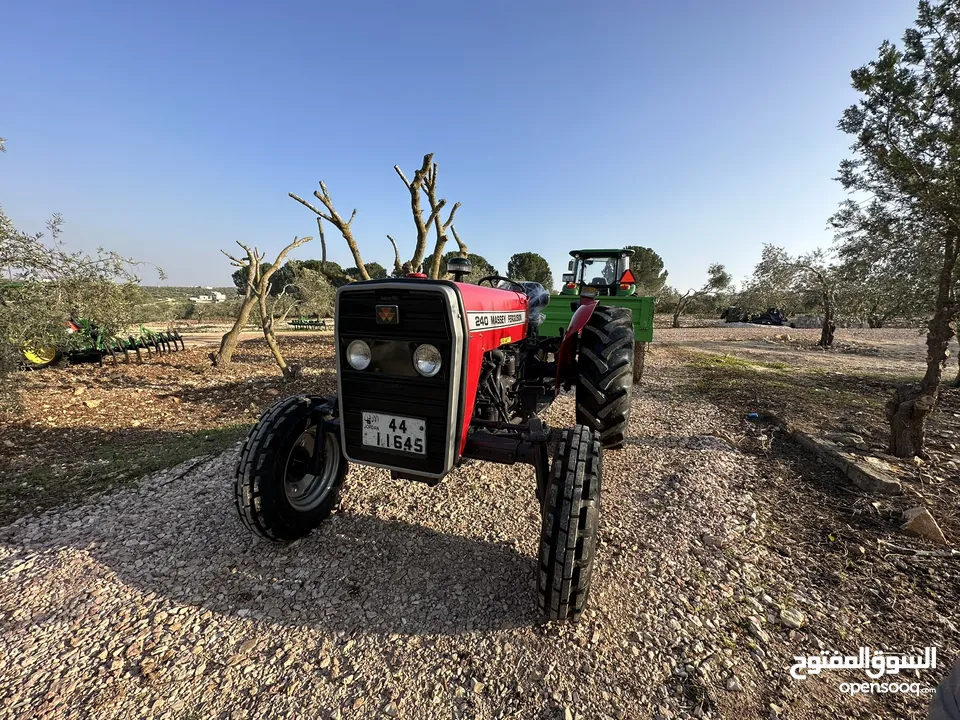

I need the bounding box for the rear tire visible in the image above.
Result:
[575,305,634,449]
[538,425,602,623]
[235,395,347,542]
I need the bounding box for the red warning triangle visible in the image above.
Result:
[619,269,637,284]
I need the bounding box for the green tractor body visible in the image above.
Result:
[541,248,655,344]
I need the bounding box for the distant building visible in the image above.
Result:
[189,291,227,304]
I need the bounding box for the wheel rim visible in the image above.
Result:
[284,426,338,512]
[23,343,57,366]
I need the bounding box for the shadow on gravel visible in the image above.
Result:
[6,488,541,636]
[621,434,732,451]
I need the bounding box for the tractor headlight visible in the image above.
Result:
[413,344,442,377]
[346,340,371,370]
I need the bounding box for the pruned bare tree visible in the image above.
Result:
[395,154,462,278]
[290,153,466,280]
[423,164,461,279]
[394,154,437,273]
[289,182,367,279]
[213,245,261,368]
[213,236,312,375]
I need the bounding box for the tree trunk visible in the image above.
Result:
[885,384,937,458]
[672,293,691,328]
[259,292,292,379]
[277,299,299,325]
[817,284,835,347]
[212,294,256,367]
[818,315,835,347]
[316,217,327,266]
[885,231,958,457]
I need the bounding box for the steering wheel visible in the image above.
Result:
[477,275,526,292]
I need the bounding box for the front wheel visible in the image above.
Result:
[538,425,602,622]
[235,395,347,542]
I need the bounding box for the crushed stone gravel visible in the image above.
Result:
[0,350,948,719]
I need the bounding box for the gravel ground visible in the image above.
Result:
[0,347,950,719]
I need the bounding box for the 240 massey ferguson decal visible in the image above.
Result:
[466,311,526,331]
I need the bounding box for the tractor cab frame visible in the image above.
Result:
[561,248,638,297]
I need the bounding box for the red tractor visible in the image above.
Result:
[234,257,634,621]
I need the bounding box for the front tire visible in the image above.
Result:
[235,395,347,542]
[538,425,602,623]
[576,305,634,448]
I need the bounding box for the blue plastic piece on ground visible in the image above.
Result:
[746,412,760,421]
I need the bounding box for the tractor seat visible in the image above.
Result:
[520,282,550,327]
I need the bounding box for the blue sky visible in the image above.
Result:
[0,0,918,291]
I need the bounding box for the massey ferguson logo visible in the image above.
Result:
[376,305,399,324]
[467,311,526,331]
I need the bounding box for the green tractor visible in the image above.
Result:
[540,248,654,381]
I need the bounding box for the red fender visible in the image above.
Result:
[555,297,599,394]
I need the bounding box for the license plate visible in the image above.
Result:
[361,412,426,455]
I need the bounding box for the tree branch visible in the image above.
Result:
[422,160,464,279]
[316,217,327,266]
[443,202,461,232]
[450,225,468,256]
[397,153,434,272]
[290,180,369,280]
[289,193,334,223]
[257,236,312,291]
[387,235,402,275]
[394,165,411,190]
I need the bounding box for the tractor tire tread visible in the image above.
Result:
[234,395,344,543]
[576,306,634,449]
[538,425,601,622]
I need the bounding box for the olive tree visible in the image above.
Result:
[289,264,336,318]
[834,206,931,329]
[0,209,151,373]
[214,236,311,375]
[672,263,732,327]
[832,0,960,457]
[736,245,804,318]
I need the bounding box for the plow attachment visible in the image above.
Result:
[66,326,187,366]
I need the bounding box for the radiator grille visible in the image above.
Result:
[337,286,455,475]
